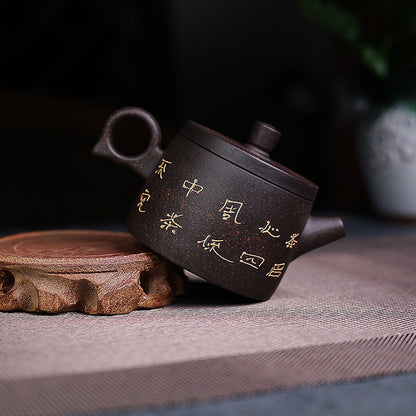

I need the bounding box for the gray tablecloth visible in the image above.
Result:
[1,223,416,416]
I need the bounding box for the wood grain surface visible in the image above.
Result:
[0,230,186,314]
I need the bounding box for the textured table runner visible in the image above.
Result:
[1,232,416,416]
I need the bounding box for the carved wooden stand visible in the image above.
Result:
[0,230,186,315]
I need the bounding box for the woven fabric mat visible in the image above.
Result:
[1,233,416,416]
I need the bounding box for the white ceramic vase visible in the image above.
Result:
[360,102,416,219]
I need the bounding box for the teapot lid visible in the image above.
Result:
[180,121,318,201]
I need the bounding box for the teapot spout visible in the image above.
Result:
[292,216,345,260]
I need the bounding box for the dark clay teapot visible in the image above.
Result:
[93,107,345,301]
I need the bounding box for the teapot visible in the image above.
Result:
[93,107,345,301]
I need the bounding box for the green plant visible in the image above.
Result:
[296,0,416,78]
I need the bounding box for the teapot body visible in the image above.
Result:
[93,107,345,301]
[126,132,312,300]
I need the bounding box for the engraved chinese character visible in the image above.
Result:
[219,199,243,224]
[197,235,234,263]
[239,251,265,269]
[136,189,151,213]
[266,263,286,278]
[285,233,299,249]
[183,179,204,197]
[155,159,172,179]
[258,220,280,238]
[160,213,183,234]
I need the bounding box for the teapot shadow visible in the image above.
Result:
[177,278,257,307]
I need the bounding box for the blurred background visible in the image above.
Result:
[1,0,410,227]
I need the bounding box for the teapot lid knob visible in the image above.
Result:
[246,121,281,158]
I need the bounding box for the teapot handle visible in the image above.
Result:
[93,107,164,179]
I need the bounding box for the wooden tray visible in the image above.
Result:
[0,230,186,315]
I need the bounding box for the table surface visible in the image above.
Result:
[1,212,416,416]
[94,212,416,416]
